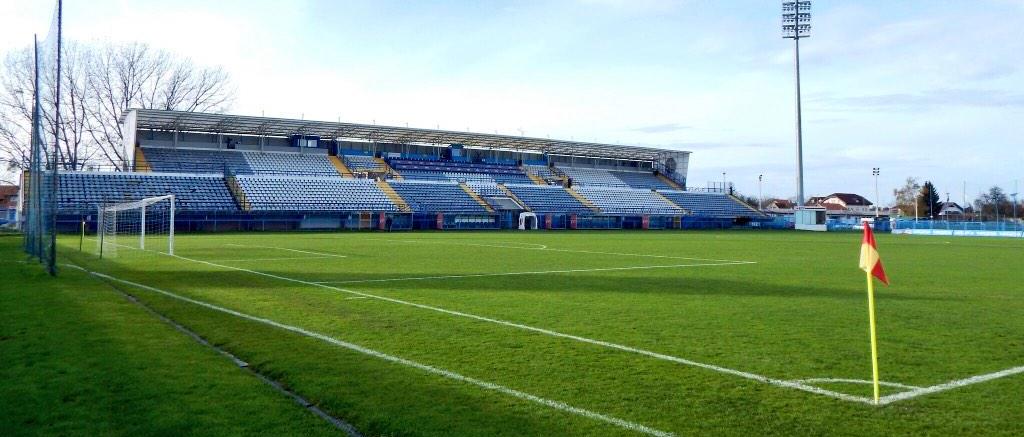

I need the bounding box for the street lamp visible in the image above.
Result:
[872,167,880,218]
[914,191,920,223]
[783,1,811,206]
[1012,179,1019,230]
[758,174,764,211]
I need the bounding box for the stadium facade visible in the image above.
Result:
[52,109,764,231]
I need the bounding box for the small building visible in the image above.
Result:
[0,185,18,225]
[765,199,794,211]
[805,192,888,218]
[937,201,965,218]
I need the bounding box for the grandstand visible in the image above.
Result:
[52,109,765,231]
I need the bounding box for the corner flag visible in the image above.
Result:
[859,223,889,285]
[859,220,888,404]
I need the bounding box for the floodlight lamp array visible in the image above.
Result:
[782,1,811,39]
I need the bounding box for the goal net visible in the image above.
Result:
[97,195,175,258]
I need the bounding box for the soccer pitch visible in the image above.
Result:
[42,231,1024,435]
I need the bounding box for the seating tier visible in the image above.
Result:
[142,148,337,176]
[556,165,673,190]
[503,184,593,214]
[235,176,397,212]
[574,186,680,215]
[58,172,238,212]
[389,181,488,214]
[341,155,387,173]
[657,190,763,218]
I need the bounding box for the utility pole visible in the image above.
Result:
[783,1,811,206]
[963,181,968,220]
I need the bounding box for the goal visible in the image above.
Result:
[97,195,175,258]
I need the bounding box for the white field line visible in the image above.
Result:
[209,256,335,262]
[791,378,923,390]
[313,261,755,285]
[225,243,348,258]
[877,365,1024,405]
[143,250,873,405]
[344,296,369,300]
[369,238,754,264]
[69,265,673,437]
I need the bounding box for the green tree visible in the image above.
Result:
[920,181,941,218]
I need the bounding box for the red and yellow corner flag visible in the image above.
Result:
[859,221,888,404]
[859,223,889,285]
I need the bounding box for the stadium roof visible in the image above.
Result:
[126,109,685,161]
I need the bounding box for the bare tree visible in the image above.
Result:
[53,42,96,171]
[0,48,35,176]
[84,42,234,170]
[0,41,235,178]
[891,177,921,217]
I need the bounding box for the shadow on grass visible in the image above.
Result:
[67,254,958,303]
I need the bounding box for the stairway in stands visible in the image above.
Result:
[459,183,495,213]
[224,175,252,211]
[565,187,602,213]
[134,147,151,172]
[376,180,411,212]
[328,156,354,178]
[656,173,683,190]
[653,190,687,214]
[497,184,531,211]
[521,166,548,185]
[728,193,764,216]
[375,157,403,180]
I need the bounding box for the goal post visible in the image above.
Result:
[97,195,175,258]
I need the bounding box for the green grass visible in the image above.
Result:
[5,230,1024,435]
[0,236,337,436]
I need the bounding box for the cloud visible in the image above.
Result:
[810,89,1024,111]
[630,123,691,134]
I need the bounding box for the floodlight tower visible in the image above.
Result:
[782,1,811,206]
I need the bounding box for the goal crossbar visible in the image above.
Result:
[98,194,175,257]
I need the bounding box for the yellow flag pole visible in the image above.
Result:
[866,270,881,404]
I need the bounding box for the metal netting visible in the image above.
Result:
[22,0,62,275]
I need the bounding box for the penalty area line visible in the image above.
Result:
[313,261,756,284]
[225,243,348,258]
[209,256,336,262]
[69,265,673,437]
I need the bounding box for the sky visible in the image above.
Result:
[2,0,1022,204]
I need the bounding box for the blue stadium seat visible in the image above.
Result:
[235,176,397,212]
[58,172,238,212]
[389,180,488,213]
[504,184,593,214]
[142,147,337,176]
[556,165,673,190]
[575,186,681,215]
[341,155,387,173]
[388,158,533,184]
[657,190,763,218]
